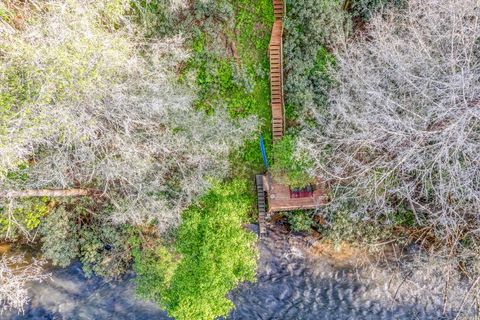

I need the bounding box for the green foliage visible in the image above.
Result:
[182,0,273,175]
[133,243,179,305]
[321,203,419,249]
[130,0,177,37]
[79,223,134,278]
[270,135,314,188]
[39,205,79,267]
[284,0,346,123]
[193,0,234,24]
[346,0,402,20]
[5,163,30,184]
[284,210,313,232]
[39,200,134,278]
[322,210,390,248]
[0,198,50,238]
[391,207,416,227]
[0,3,11,21]
[134,179,258,320]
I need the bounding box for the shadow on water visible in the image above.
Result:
[4,224,458,319]
[4,262,170,320]
[227,224,455,320]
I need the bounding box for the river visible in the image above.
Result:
[3,223,468,319]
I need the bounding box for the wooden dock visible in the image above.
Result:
[262,175,326,213]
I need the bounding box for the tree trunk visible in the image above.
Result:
[0,189,95,198]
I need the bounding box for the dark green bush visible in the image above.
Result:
[284,0,347,124]
[345,0,402,20]
[130,0,179,37]
[79,223,134,278]
[39,200,134,278]
[321,207,391,248]
[284,210,313,232]
[39,204,79,267]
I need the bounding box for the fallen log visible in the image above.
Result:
[0,189,95,198]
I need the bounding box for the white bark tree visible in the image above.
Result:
[0,254,50,314]
[302,0,480,240]
[0,0,257,233]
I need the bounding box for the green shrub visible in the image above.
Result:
[79,223,134,278]
[134,179,258,320]
[130,0,178,37]
[193,0,234,24]
[39,200,134,278]
[345,0,402,20]
[270,135,314,188]
[39,205,79,267]
[321,204,392,248]
[284,0,347,124]
[284,210,313,232]
[0,3,10,21]
[0,197,50,239]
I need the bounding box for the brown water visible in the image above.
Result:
[3,223,470,319]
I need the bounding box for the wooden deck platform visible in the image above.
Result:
[262,175,326,213]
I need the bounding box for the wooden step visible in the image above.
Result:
[273,0,284,16]
[255,175,267,237]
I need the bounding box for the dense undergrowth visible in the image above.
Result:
[0,0,262,316]
[133,2,274,317]
[181,0,274,175]
[0,0,270,317]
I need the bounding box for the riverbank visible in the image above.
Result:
[3,222,472,320]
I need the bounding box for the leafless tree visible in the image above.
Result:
[0,1,257,233]
[0,254,50,314]
[301,0,480,268]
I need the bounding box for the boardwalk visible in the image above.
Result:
[270,0,285,142]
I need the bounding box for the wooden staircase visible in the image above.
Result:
[256,175,267,237]
[270,0,285,142]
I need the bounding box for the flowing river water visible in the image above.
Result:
[3,223,468,319]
